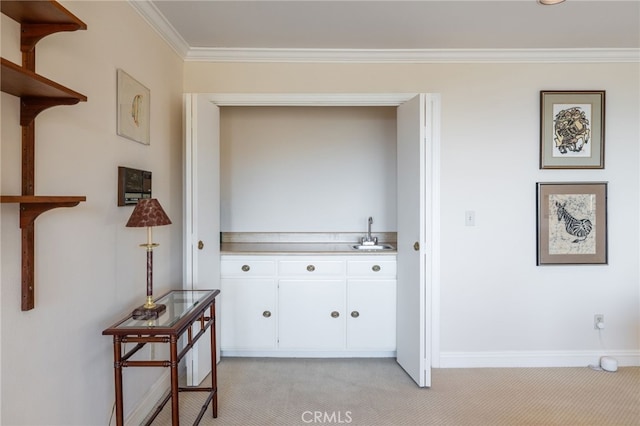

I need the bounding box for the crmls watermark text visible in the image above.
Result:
[301,411,353,424]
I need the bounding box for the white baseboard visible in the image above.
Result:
[124,370,171,426]
[439,350,640,368]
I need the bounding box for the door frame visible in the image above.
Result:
[187,92,441,368]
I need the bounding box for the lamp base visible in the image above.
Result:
[132,304,166,320]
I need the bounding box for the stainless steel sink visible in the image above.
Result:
[351,243,394,251]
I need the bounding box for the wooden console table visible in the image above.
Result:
[103,289,220,425]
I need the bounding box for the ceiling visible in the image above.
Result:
[139,0,640,61]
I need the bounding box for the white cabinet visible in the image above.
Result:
[220,254,396,357]
[346,259,397,351]
[278,257,346,350]
[220,258,277,350]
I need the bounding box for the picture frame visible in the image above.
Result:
[117,166,152,206]
[536,182,607,265]
[540,90,605,169]
[117,69,150,145]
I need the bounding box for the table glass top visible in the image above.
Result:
[113,290,214,329]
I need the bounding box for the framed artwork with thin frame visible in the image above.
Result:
[117,69,150,145]
[536,182,608,265]
[540,91,605,169]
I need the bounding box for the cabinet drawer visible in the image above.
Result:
[347,260,396,277]
[278,259,345,276]
[221,259,276,277]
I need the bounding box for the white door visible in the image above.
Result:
[396,94,431,387]
[184,93,221,386]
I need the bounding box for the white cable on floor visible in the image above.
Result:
[587,327,607,372]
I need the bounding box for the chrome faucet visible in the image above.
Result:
[361,216,378,246]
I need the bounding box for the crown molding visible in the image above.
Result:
[130,1,639,64]
[184,47,640,63]
[128,0,189,58]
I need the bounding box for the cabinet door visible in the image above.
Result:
[278,280,346,350]
[220,279,277,350]
[347,280,397,350]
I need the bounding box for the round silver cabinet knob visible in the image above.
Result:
[241,264,250,272]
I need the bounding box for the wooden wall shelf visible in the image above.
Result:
[1,0,87,311]
[1,58,87,125]
[1,0,86,52]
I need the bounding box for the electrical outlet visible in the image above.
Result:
[594,314,605,330]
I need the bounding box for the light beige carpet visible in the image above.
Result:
[149,357,639,425]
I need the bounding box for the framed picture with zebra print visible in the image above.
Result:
[540,91,605,169]
[537,182,608,265]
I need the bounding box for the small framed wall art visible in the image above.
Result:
[539,90,605,169]
[117,69,150,145]
[536,182,607,265]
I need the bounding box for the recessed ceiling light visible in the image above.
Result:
[538,0,566,5]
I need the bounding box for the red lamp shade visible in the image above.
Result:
[126,198,171,228]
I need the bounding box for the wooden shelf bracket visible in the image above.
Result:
[18,198,86,228]
[21,96,82,126]
[21,22,86,53]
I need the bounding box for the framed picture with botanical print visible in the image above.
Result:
[117,69,150,145]
[540,91,605,169]
[536,182,607,265]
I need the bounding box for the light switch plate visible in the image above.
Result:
[465,210,475,226]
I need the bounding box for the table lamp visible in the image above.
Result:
[126,198,172,319]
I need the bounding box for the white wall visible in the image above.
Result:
[186,61,640,367]
[1,1,184,424]
[220,106,397,232]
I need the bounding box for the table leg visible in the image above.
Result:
[210,302,218,418]
[113,336,124,426]
[170,335,180,425]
